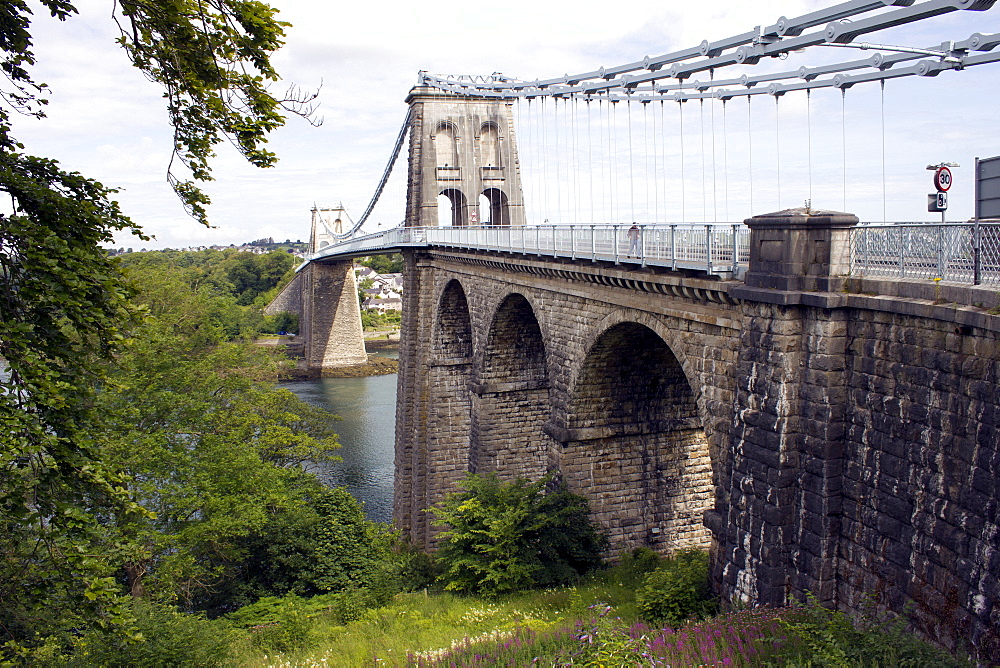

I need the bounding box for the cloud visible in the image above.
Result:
[5,0,999,248]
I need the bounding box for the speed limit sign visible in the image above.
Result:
[934,166,953,192]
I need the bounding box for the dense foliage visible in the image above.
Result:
[635,548,717,626]
[228,487,401,609]
[431,473,608,596]
[0,0,314,657]
[359,253,404,275]
[208,555,962,667]
[117,247,298,334]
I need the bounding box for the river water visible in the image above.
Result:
[278,347,398,524]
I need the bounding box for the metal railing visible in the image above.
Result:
[851,222,1000,285]
[311,223,751,278]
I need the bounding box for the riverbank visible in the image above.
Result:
[260,333,400,379]
[280,354,398,379]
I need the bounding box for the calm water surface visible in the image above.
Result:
[278,346,398,523]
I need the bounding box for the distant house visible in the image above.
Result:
[363,297,402,312]
[355,266,378,280]
[354,264,403,310]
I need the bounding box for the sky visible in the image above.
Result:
[9,0,1000,249]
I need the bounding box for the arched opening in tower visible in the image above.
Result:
[562,322,712,555]
[482,188,510,226]
[471,293,551,479]
[438,189,467,227]
[435,122,458,168]
[436,280,473,360]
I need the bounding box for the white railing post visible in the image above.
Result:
[731,224,740,275]
[640,226,646,267]
[899,227,905,278]
[705,224,714,274]
[590,226,596,261]
[974,221,982,285]
[570,225,576,259]
[670,225,677,271]
[614,225,620,264]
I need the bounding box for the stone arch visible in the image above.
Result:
[434,121,459,168]
[422,278,475,543]
[560,319,714,556]
[471,292,553,480]
[439,188,467,227]
[435,279,472,360]
[571,309,703,414]
[480,293,547,385]
[482,188,511,226]
[479,121,501,168]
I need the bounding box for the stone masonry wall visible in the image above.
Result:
[395,249,743,556]
[838,307,1000,655]
[723,283,1000,660]
[394,242,1000,659]
[562,430,713,555]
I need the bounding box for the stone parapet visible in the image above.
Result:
[742,207,859,292]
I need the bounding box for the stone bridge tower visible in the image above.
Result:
[405,85,526,228]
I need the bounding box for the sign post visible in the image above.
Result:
[926,162,958,223]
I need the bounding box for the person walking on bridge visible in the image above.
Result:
[627,223,640,258]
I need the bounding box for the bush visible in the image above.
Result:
[225,589,384,654]
[227,487,402,608]
[398,544,444,592]
[775,596,968,667]
[430,473,607,597]
[635,548,717,627]
[81,601,237,667]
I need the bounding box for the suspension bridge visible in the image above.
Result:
[270,0,1000,660]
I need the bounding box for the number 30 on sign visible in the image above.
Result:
[934,166,953,192]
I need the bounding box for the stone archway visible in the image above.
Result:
[435,279,472,360]
[419,279,476,544]
[471,293,552,480]
[560,321,713,555]
[482,188,510,226]
[439,188,468,227]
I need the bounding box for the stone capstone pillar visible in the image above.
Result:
[720,207,858,607]
[300,260,367,371]
[742,207,858,294]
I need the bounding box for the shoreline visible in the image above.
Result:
[280,352,399,380]
[261,332,400,380]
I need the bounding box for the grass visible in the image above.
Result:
[236,560,653,666]
[231,559,966,668]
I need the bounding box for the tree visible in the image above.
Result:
[360,253,404,275]
[226,487,401,611]
[87,258,340,610]
[430,473,607,597]
[0,0,314,656]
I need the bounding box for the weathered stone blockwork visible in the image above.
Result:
[719,294,1000,656]
[299,260,368,370]
[721,209,1000,659]
[838,310,1000,655]
[396,236,1000,659]
[395,249,742,555]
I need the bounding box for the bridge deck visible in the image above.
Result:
[312,223,751,279]
[308,221,1000,286]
